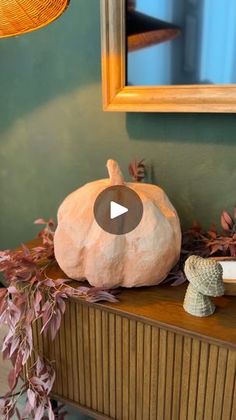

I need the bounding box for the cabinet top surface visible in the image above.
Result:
[102,283,236,348]
[28,240,236,349]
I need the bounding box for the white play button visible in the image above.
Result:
[110,201,128,220]
[94,186,143,234]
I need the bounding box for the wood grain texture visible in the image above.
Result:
[188,339,200,420]
[149,327,159,420]
[157,329,167,419]
[82,305,91,409]
[70,302,79,402]
[34,300,236,420]
[179,336,192,420]
[129,319,137,420]
[115,315,122,419]
[204,344,219,420]
[64,304,74,401]
[136,321,144,420]
[195,342,209,420]
[222,350,236,420]
[102,310,110,416]
[122,318,129,420]
[89,307,97,411]
[143,325,151,420]
[101,0,236,113]
[172,334,183,419]
[95,308,103,413]
[76,303,85,406]
[213,347,228,420]
[109,313,116,418]
[164,331,174,420]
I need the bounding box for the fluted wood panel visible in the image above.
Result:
[33,301,236,420]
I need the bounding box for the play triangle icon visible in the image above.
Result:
[110,201,128,220]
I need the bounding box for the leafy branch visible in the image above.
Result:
[165,207,236,286]
[0,220,118,420]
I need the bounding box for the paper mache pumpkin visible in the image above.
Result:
[54,159,181,288]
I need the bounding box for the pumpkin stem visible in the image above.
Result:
[107,159,125,185]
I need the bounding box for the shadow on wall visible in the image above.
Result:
[126,113,236,145]
[0,0,101,135]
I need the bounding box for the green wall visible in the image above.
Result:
[0,0,236,249]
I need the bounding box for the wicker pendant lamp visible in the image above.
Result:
[127,0,180,52]
[0,0,69,38]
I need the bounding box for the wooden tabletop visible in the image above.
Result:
[25,239,236,350]
[44,260,236,350]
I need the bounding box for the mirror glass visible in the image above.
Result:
[127,0,236,86]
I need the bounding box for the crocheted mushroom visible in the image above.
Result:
[183,255,224,317]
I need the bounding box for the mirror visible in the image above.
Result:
[127,0,236,86]
[101,0,236,112]
[126,0,236,86]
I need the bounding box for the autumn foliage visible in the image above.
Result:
[0,220,117,420]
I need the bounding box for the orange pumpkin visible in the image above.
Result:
[54,160,181,288]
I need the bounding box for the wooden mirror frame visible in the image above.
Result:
[101,0,236,113]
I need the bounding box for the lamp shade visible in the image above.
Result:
[0,0,69,38]
[127,9,181,52]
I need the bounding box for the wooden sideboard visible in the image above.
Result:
[32,265,236,420]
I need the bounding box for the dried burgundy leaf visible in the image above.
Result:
[223,210,234,225]
[9,337,20,358]
[208,230,217,239]
[21,243,31,256]
[34,218,48,225]
[36,357,44,376]
[221,215,230,232]
[53,278,70,286]
[171,275,187,287]
[57,297,66,314]
[229,245,236,257]
[86,290,119,303]
[15,352,23,377]
[221,211,233,231]
[50,309,62,341]
[27,388,36,409]
[7,286,18,294]
[30,376,46,387]
[35,404,45,420]
[0,288,7,298]
[128,159,146,182]
[34,290,42,314]
[26,308,35,325]
[42,278,55,287]
[8,368,17,391]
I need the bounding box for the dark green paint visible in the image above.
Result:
[0,0,236,249]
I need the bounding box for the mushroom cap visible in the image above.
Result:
[184,255,224,297]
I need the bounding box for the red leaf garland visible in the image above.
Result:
[0,219,118,420]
